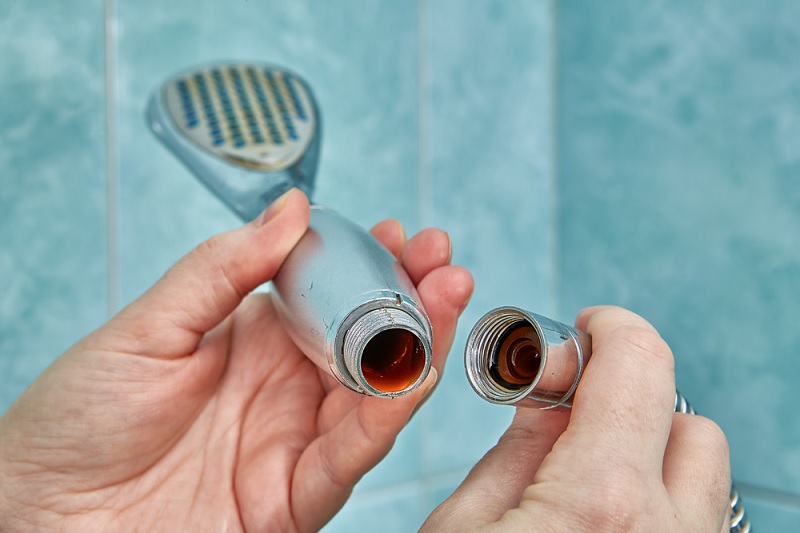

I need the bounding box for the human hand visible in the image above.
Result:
[422,306,731,533]
[0,189,474,532]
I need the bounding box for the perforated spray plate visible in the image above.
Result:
[163,64,317,171]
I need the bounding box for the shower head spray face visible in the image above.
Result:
[148,63,320,219]
[147,62,433,398]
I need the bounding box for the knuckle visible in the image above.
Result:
[194,233,226,264]
[691,416,732,484]
[575,463,657,532]
[196,235,247,301]
[610,325,674,369]
[677,415,732,518]
[581,486,651,531]
[692,416,729,453]
[317,440,349,490]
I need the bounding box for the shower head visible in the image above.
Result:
[146,62,433,398]
[147,62,321,219]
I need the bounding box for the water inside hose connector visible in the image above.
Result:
[489,323,542,390]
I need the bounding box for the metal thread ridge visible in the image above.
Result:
[342,307,430,396]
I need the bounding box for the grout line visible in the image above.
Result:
[549,0,561,321]
[103,0,118,318]
[417,0,432,230]
[416,0,433,516]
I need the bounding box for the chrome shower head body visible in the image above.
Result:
[147,62,433,397]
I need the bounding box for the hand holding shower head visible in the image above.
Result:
[465,307,750,532]
[147,63,432,397]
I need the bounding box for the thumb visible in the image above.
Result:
[106,188,310,359]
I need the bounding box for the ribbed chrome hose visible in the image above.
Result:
[674,391,750,533]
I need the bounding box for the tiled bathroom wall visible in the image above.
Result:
[1,0,798,530]
[557,1,800,529]
[0,0,108,403]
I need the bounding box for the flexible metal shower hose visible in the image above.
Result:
[674,391,750,533]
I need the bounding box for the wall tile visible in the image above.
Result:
[0,0,107,411]
[327,468,471,531]
[422,0,555,475]
[352,412,424,493]
[740,493,800,532]
[422,468,470,519]
[323,484,427,533]
[558,0,800,492]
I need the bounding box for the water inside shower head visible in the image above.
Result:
[147,62,321,220]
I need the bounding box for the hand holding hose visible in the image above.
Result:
[422,306,732,533]
[0,189,474,532]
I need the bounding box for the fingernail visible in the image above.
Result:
[391,219,407,246]
[445,232,452,263]
[421,367,439,400]
[258,188,294,226]
[459,292,473,314]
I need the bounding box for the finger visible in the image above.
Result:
[663,413,731,532]
[401,228,452,285]
[423,408,570,529]
[290,369,439,532]
[567,306,676,472]
[370,218,406,259]
[574,304,608,331]
[106,189,310,359]
[414,265,473,372]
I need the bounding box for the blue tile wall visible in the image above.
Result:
[2,0,799,529]
[325,484,428,533]
[0,0,107,411]
[742,492,800,531]
[558,0,800,502]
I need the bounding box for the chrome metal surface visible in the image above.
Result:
[272,207,432,397]
[465,306,590,409]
